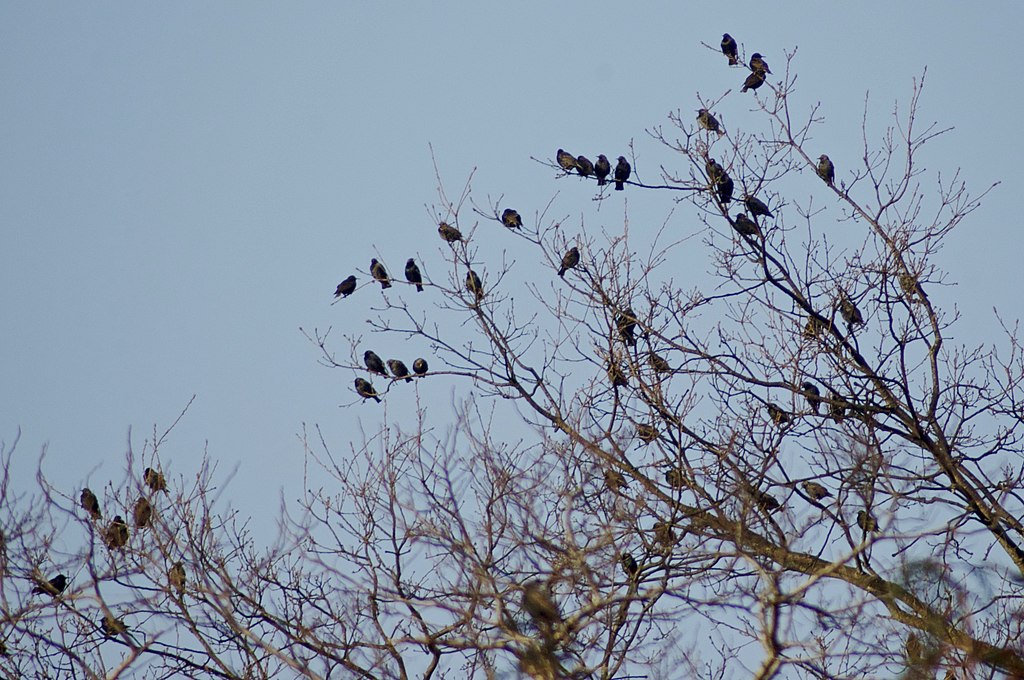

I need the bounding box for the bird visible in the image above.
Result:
[604,468,628,493]
[334,275,357,299]
[733,213,761,237]
[721,34,739,65]
[716,175,734,205]
[608,361,628,388]
[705,158,725,185]
[501,208,522,230]
[743,195,773,220]
[354,378,381,403]
[817,154,835,186]
[754,490,781,512]
[438,221,463,243]
[594,155,611,186]
[557,246,580,277]
[556,148,577,173]
[614,156,631,191]
[32,573,68,596]
[766,403,791,428]
[405,259,424,292]
[664,467,685,489]
[133,497,153,529]
[522,581,561,629]
[648,352,671,373]
[749,53,771,74]
[576,155,594,178]
[856,510,879,532]
[80,488,102,520]
[100,615,129,637]
[620,553,639,577]
[829,393,847,423]
[413,358,428,376]
[387,359,413,383]
[144,467,167,493]
[801,382,822,414]
[838,292,864,327]
[652,521,677,546]
[616,308,638,346]
[741,69,766,93]
[802,481,831,501]
[697,108,724,135]
[466,269,484,302]
[363,350,387,376]
[370,259,391,289]
[636,423,658,444]
[105,516,129,550]
[803,315,828,340]
[169,561,186,595]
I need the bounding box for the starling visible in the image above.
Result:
[133,497,153,529]
[749,53,771,74]
[466,269,484,302]
[501,208,522,230]
[105,516,129,550]
[620,552,639,577]
[733,213,761,237]
[754,490,781,512]
[576,155,594,178]
[741,69,766,93]
[412,358,428,376]
[334,275,357,299]
[652,521,677,546]
[594,154,611,186]
[169,561,186,595]
[838,292,864,327]
[557,246,580,277]
[604,468,628,493]
[743,195,773,220]
[616,308,638,346]
[32,573,68,596]
[828,393,847,423]
[608,361,628,388]
[370,258,391,289]
[697,108,723,135]
[387,359,413,383]
[856,510,879,533]
[766,403,791,427]
[556,148,577,173]
[522,581,561,628]
[405,259,424,292]
[664,467,686,489]
[144,467,167,493]
[438,221,463,243]
[614,156,631,191]
[716,174,734,205]
[801,382,822,414]
[803,315,829,339]
[363,350,387,376]
[636,423,658,444]
[648,352,671,373]
[705,158,725,185]
[80,488,102,520]
[817,154,835,186]
[100,615,128,637]
[354,377,381,403]
[721,33,739,65]
[802,481,831,501]
[898,271,921,300]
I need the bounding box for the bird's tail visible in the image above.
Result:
[558,268,566,277]
[597,177,606,186]
[416,284,424,292]
[615,181,624,191]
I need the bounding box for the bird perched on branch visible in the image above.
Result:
[614,156,631,191]
[802,481,831,501]
[749,53,771,74]
[857,510,879,532]
[364,350,387,376]
[616,308,638,346]
[716,174,734,205]
[413,358,428,376]
[742,69,766,93]
[370,259,391,289]
[608,361,628,388]
[648,352,671,374]
[105,516,129,550]
[733,213,761,237]
[438,221,463,243]
[576,155,594,178]
[100,615,129,638]
[354,378,381,403]
[636,423,658,444]
[604,468,628,493]
[558,246,580,277]
[32,574,68,597]
[817,154,835,186]
[706,158,725,185]
[838,291,864,328]
[334,275,356,299]
[721,34,739,65]
[144,467,167,493]
[133,497,152,529]
[594,155,611,186]
[405,259,423,292]
[744,195,773,220]
[466,269,484,302]
[697,108,724,135]
[766,403,791,428]
[556,149,577,173]
[620,553,639,577]
[169,561,186,595]
[387,359,413,383]
[81,488,101,520]
[501,208,522,230]
[522,580,561,632]
[801,382,822,414]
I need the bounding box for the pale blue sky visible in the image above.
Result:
[2,3,1020,526]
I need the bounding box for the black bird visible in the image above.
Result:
[576,155,594,178]
[803,315,828,340]
[438,221,463,243]
[370,259,391,289]
[828,393,847,423]
[754,489,781,512]
[522,581,561,629]
[705,158,725,185]
[363,350,387,376]
[501,208,522,230]
[801,382,822,414]
[648,352,671,373]
[144,467,167,493]
[33,573,68,596]
[733,213,761,237]
[169,561,186,594]
[721,33,739,65]
[636,423,658,444]
[802,481,831,501]
[405,259,424,292]
[766,403,791,428]
[105,516,129,550]
[716,175,734,205]
[604,468,628,493]
[558,246,580,277]
[616,308,638,346]
[857,510,879,533]
[838,292,864,327]
[100,615,128,637]
[614,156,631,191]
[594,155,611,186]
[354,378,381,403]
[697,108,723,135]
[749,53,771,74]
[387,359,413,383]
[817,154,835,186]
[741,69,766,93]
[556,148,577,173]
[466,269,484,302]
[412,358,428,376]
[81,488,101,520]
[664,468,685,489]
[620,552,639,577]
[133,497,153,529]
[743,195,773,220]
[608,361,628,388]
[334,275,357,299]
[652,521,677,546]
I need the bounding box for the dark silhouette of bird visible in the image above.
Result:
[614,156,631,191]
[743,195,773,220]
[705,158,725,185]
[839,292,864,327]
[604,468,628,493]
[466,269,484,302]
[766,403,791,428]
[334,275,357,299]
[733,213,761,237]
[721,34,739,65]
[594,155,611,186]
[405,259,424,292]
[664,467,685,489]
[636,423,658,444]
[387,359,413,383]
[801,382,822,413]
[817,154,835,186]
[169,561,186,595]
[741,69,766,93]
[754,489,781,512]
[802,481,831,501]
[413,358,428,376]
[652,521,677,546]
[803,315,828,339]
[749,53,771,74]
[133,497,153,529]
[608,361,628,388]
[898,271,921,300]
[857,510,879,533]
[438,221,463,243]
[716,174,734,205]
[0,641,6,657]
[81,488,101,520]
[363,350,387,376]
[616,308,638,346]
[648,352,671,373]
[829,393,847,423]
[556,149,577,173]
[33,574,68,596]
[100,614,128,637]
[522,580,561,630]
[105,516,129,550]
[620,552,639,577]
[576,155,594,178]
[354,378,381,403]
[557,246,580,277]
[501,208,522,230]
[370,259,391,289]
[144,467,167,493]
[697,108,724,135]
